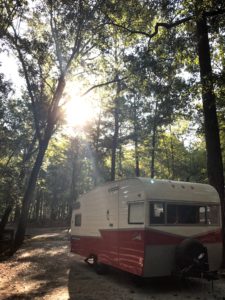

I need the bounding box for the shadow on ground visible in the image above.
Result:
[68,258,219,300]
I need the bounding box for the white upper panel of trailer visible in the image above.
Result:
[77,177,220,204]
[136,178,220,203]
[71,178,221,238]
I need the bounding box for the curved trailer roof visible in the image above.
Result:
[132,178,220,203]
[76,177,220,205]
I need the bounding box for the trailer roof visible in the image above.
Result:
[77,177,220,204]
[135,178,220,203]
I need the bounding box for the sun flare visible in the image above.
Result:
[65,97,94,127]
[62,82,97,134]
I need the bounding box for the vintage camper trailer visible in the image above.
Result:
[70,178,222,278]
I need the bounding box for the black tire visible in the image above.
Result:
[94,262,109,275]
[90,254,109,275]
[175,238,208,273]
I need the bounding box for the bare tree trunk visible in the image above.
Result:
[150,128,156,178]
[162,134,171,178]
[133,101,140,177]
[35,190,41,222]
[50,191,58,221]
[169,126,175,179]
[14,205,20,223]
[118,145,123,177]
[13,140,49,250]
[111,78,121,181]
[93,112,102,185]
[111,102,119,181]
[150,102,158,178]
[134,135,140,177]
[68,139,79,223]
[0,206,12,236]
[196,13,225,262]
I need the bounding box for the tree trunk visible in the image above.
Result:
[150,128,156,178]
[0,205,12,236]
[69,140,79,223]
[169,126,175,180]
[118,145,123,177]
[50,192,58,221]
[13,140,49,250]
[133,102,140,177]
[35,190,41,222]
[111,103,119,181]
[162,134,171,178]
[111,79,121,181]
[134,135,140,177]
[93,112,102,185]
[14,205,20,223]
[150,102,158,178]
[13,74,65,250]
[196,13,225,262]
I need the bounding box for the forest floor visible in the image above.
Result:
[1,228,225,299]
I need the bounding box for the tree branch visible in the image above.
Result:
[109,16,193,39]
[107,21,154,38]
[8,29,42,143]
[49,0,63,74]
[65,1,108,73]
[0,1,21,37]
[205,9,225,17]
[81,75,128,96]
[64,0,84,73]
[23,132,38,163]
[3,147,20,170]
[47,75,66,130]
[109,8,225,41]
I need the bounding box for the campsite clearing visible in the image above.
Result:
[0,228,225,300]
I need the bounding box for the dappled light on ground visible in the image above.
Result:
[31,232,65,240]
[0,228,70,300]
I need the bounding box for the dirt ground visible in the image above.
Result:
[1,228,225,300]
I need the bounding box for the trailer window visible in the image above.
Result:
[149,203,219,226]
[128,202,144,224]
[75,214,81,226]
[167,204,207,225]
[150,203,165,224]
[167,204,206,224]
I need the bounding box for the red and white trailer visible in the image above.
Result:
[70,178,222,278]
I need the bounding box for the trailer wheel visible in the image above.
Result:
[175,238,208,274]
[93,257,109,275]
[94,261,109,275]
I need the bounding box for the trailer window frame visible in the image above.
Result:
[149,200,220,226]
[128,201,144,225]
[75,214,82,227]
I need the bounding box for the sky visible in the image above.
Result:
[0,50,25,95]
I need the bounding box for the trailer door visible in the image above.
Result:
[117,180,145,276]
[105,185,119,266]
